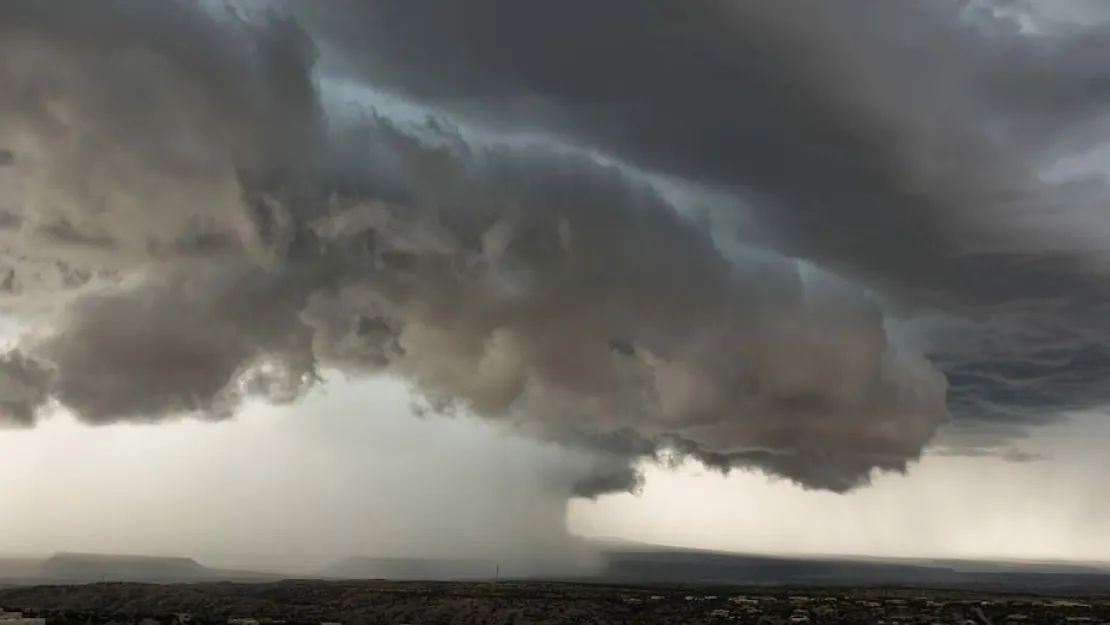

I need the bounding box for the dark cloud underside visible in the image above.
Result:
[0,0,1108,495]
[305,0,1110,442]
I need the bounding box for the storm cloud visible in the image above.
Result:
[300,0,1110,450]
[0,0,1108,495]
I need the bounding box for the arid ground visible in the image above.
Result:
[2,580,1109,624]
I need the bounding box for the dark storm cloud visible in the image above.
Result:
[1,0,1109,494]
[0,4,951,491]
[299,0,1110,450]
[301,0,1110,297]
[0,103,952,493]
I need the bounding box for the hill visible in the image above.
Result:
[39,553,207,582]
[593,545,1110,591]
[314,546,1110,592]
[6,545,1110,592]
[0,553,279,585]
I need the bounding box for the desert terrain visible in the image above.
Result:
[2,579,1110,624]
[1,548,1109,623]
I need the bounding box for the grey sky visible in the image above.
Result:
[0,376,602,574]
[3,390,1109,569]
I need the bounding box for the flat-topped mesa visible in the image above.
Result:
[38,553,206,582]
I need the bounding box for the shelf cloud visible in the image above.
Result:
[2,0,1110,496]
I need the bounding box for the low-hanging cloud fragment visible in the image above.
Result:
[1,0,1110,496]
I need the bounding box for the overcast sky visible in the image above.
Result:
[2,0,1110,572]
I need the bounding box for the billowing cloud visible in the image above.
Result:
[0,0,1108,496]
[300,1,1110,450]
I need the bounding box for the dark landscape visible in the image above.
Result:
[4,546,1110,591]
[1,548,1109,624]
[2,579,1109,624]
[3,547,1109,589]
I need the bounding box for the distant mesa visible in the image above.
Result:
[321,557,507,581]
[3,546,1108,590]
[0,553,281,585]
[38,553,207,582]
